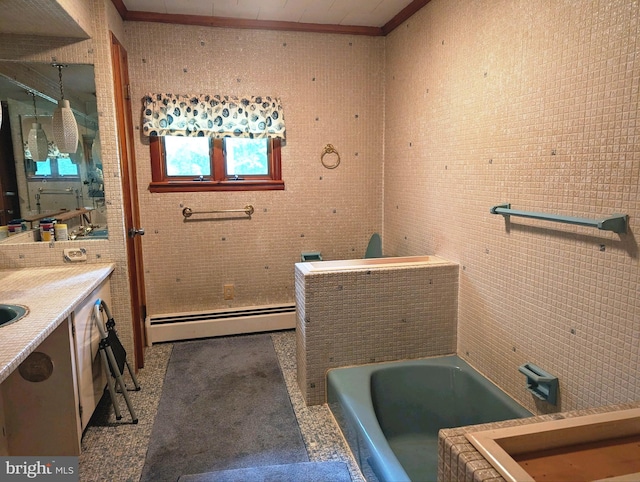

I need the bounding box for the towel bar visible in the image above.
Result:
[182,205,254,218]
[490,204,628,234]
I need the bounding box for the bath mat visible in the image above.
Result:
[140,334,308,482]
[178,461,352,482]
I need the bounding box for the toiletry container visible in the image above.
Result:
[8,219,26,235]
[40,218,55,241]
[55,224,69,241]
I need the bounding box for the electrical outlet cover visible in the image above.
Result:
[224,284,234,300]
[63,248,87,262]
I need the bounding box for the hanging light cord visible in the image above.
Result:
[30,91,39,122]
[55,64,66,100]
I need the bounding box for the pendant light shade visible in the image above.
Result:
[28,122,49,161]
[53,99,79,153]
[27,92,49,161]
[51,64,79,154]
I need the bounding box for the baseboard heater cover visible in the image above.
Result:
[146,304,297,343]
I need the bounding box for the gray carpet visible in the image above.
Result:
[178,461,352,482]
[140,334,308,482]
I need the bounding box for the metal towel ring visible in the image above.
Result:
[321,144,340,169]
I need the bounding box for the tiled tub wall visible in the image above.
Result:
[296,261,459,405]
[383,0,640,414]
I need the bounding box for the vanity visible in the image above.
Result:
[0,263,114,456]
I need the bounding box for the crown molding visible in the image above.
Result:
[110,0,430,36]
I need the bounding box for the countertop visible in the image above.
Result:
[0,263,115,384]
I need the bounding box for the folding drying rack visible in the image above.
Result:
[94,299,140,423]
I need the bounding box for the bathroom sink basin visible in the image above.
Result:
[0,304,28,327]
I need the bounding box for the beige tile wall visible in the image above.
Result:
[384,0,640,414]
[2,0,638,401]
[124,24,385,316]
[296,261,459,405]
[0,0,135,361]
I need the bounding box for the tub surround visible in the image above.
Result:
[295,256,459,405]
[466,407,640,482]
[439,401,640,482]
[0,263,115,384]
[300,255,451,272]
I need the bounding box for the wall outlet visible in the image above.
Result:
[223,284,234,300]
[63,248,87,262]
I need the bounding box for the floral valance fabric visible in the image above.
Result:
[23,141,70,161]
[142,94,285,139]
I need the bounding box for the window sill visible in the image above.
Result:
[148,180,285,193]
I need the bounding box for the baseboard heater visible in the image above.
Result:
[146,304,297,344]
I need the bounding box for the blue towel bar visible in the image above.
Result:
[491,204,628,234]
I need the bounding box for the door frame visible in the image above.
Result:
[110,32,147,368]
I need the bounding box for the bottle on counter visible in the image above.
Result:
[39,218,55,241]
[54,223,69,241]
[8,219,27,235]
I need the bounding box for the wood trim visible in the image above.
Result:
[465,407,640,482]
[149,180,285,193]
[124,11,382,36]
[149,136,165,180]
[109,0,128,19]
[111,32,147,368]
[213,138,225,180]
[110,0,429,36]
[271,139,282,180]
[382,0,432,35]
[150,136,283,191]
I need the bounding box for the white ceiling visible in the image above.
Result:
[122,0,416,28]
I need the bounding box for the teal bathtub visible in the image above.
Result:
[327,355,532,482]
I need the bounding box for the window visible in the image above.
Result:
[31,156,79,179]
[24,141,79,180]
[149,136,283,192]
[143,94,286,192]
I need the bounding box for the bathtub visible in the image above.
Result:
[327,355,532,482]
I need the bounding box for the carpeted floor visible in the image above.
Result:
[140,334,308,481]
[178,461,352,482]
[78,330,364,482]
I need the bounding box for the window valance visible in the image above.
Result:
[142,94,285,140]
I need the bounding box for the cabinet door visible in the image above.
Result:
[1,320,80,455]
[71,280,111,432]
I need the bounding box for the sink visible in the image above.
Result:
[0,304,28,327]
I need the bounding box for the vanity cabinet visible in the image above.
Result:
[1,319,81,455]
[0,277,111,456]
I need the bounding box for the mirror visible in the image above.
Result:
[0,62,106,242]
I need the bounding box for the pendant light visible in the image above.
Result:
[52,63,79,154]
[27,91,49,162]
